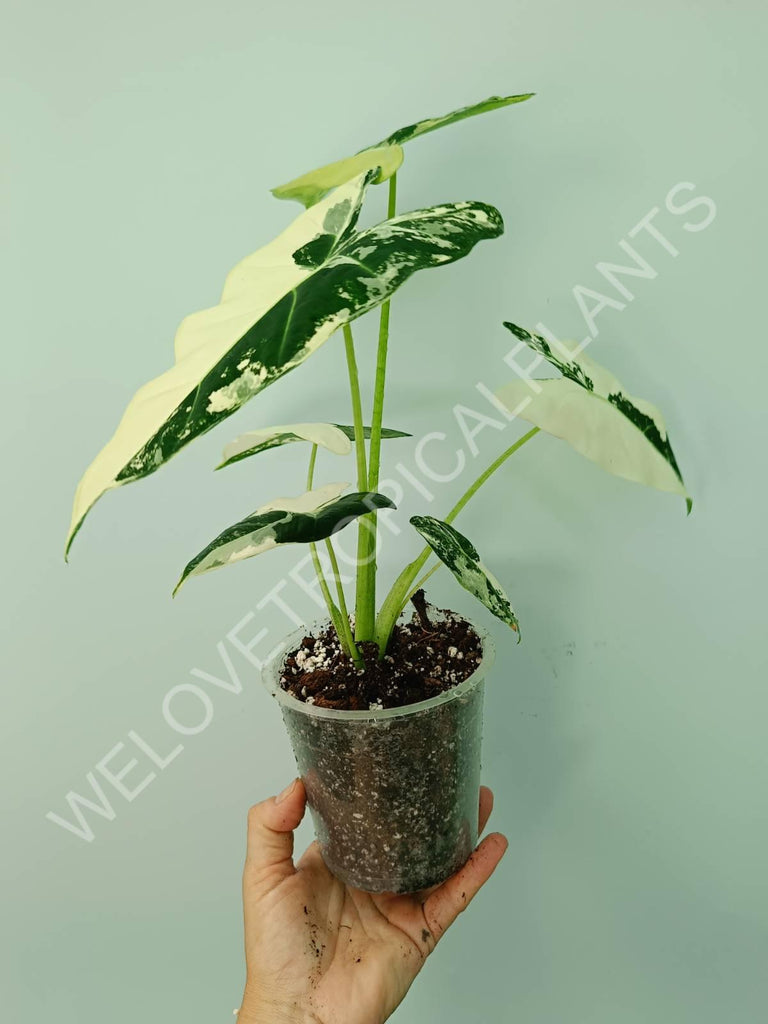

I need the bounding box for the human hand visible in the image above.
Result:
[236,778,507,1024]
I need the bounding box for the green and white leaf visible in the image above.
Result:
[271,146,404,208]
[497,323,692,512]
[410,515,520,636]
[66,170,502,557]
[381,92,534,147]
[67,175,368,556]
[272,92,534,208]
[218,422,412,469]
[219,423,352,468]
[174,484,396,595]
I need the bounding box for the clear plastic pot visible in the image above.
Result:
[262,615,494,893]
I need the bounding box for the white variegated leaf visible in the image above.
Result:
[253,482,348,514]
[410,515,520,635]
[381,92,535,147]
[218,422,412,469]
[66,173,501,556]
[67,176,368,557]
[272,93,534,208]
[219,423,351,468]
[173,484,395,595]
[497,323,692,512]
[271,146,404,208]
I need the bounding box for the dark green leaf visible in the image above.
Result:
[174,484,396,595]
[410,515,520,635]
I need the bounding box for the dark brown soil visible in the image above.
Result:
[279,594,482,711]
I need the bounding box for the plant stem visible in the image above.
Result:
[308,442,363,666]
[344,322,373,639]
[374,426,540,653]
[374,549,432,653]
[343,323,368,490]
[406,562,440,602]
[368,173,398,493]
[445,426,539,524]
[325,538,363,667]
[306,445,347,650]
[355,172,398,643]
[310,544,347,648]
[306,441,318,489]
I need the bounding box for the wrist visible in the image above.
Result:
[237,987,316,1024]
[237,1005,303,1024]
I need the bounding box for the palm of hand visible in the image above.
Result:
[239,780,505,1024]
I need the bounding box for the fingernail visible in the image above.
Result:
[275,778,297,804]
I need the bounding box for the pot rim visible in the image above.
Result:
[261,611,495,722]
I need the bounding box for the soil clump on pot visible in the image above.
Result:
[279,594,482,711]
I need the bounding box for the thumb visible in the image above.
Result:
[244,778,307,891]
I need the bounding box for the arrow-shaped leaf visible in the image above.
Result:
[410,515,520,635]
[270,145,404,209]
[174,484,396,595]
[497,323,692,512]
[218,422,412,469]
[66,171,501,557]
[272,92,534,207]
[381,92,535,147]
[219,423,352,467]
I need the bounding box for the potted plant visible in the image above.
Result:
[66,93,690,893]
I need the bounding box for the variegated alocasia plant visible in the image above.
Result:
[67,92,691,667]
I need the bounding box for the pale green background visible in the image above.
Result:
[3,1,766,1021]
